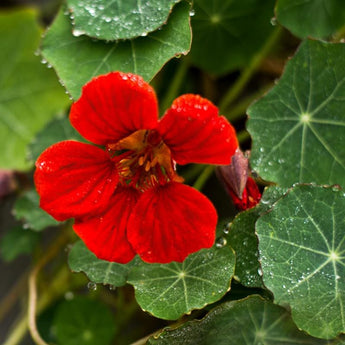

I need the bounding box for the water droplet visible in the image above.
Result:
[189,9,195,16]
[223,223,231,234]
[73,29,86,37]
[64,291,74,300]
[41,58,47,64]
[270,17,277,26]
[141,32,148,37]
[216,237,227,248]
[257,267,263,276]
[108,285,117,291]
[87,282,97,291]
[23,223,30,229]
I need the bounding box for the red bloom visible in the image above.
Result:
[35,72,238,263]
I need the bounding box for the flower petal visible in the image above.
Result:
[70,72,158,145]
[127,182,217,263]
[73,187,140,263]
[158,94,238,165]
[35,141,118,221]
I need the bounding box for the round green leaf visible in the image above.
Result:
[276,0,345,39]
[128,246,235,320]
[13,189,59,231]
[28,117,85,163]
[41,2,191,99]
[228,186,288,288]
[247,40,345,188]
[190,0,275,75]
[257,184,345,339]
[149,295,334,345]
[54,297,116,345]
[67,0,181,40]
[68,241,140,287]
[0,9,70,170]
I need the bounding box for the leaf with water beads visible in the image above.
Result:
[257,184,345,339]
[127,245,235,320]
[67,0,181,41]
[226,186,288,288]
[148,295,336,345]
[247,40,345,188]
[41,2,191,99]
[68,241,141,287]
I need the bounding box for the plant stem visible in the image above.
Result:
[219,26,283,113]
[193,165,214,191]
[223,83,273,122]
[181,164,205,183]
[160,58,189,113]
[3,266,70,345]
[0,270,29,323]
[3,228,71,345]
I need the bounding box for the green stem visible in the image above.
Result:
[3,266,70,345]
[193,165,214,191]
[0,270,29,323]
[219,27,283,112]
[181,164,205,183]
[224,83,273,122]
[160,58,189,113]
[3,226,74,345]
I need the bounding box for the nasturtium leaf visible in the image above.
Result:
[41,2,191,99]
[127,246,235,320]
[228,186,288,288]
[28,117,85,163]
[148,295,334,345]
[54,297,116,345]
[13,189,59,231]
[67,0,181,41]
[68,241,141,287]
[0,9,70,170]
[247,40,345,188]
[275,0,345,39]
[0,226,39,261]
[257,184,345,339]
[190,0,275,75]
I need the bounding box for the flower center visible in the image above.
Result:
[107,129,182,191]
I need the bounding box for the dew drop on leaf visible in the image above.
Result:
[216,237,227,248]
[87,281,97,291]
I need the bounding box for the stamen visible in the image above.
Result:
[138,156,145,166]
[145,160,151,172]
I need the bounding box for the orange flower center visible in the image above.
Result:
[107,129,183,191]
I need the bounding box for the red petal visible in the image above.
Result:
[127,182,217,263]
[34,141,118,221]
[158,94,238,165]
[227,177,261,211]
[70,72,158,145]
[73,187,140,263]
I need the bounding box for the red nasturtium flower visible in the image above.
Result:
[35,72,238,263]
